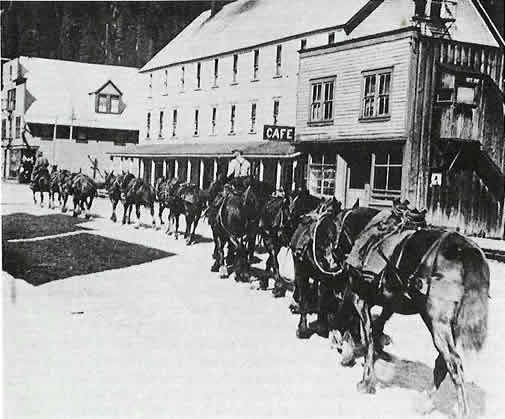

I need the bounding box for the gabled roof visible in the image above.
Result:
[91,80,123,96]
[141,0,369,72]
[18,57,143,131]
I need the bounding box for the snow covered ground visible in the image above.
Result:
[2,182,505,419]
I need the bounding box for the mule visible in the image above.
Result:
[156,176,184,237]
[329,209,490,418]
[29,168,51,207]
[121,174,157,228]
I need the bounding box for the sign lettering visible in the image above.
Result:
[263,125,295,142]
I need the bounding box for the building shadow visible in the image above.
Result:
[3,229,174,286]
[2,212,92,241]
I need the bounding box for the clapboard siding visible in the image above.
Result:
[297,35,412,140]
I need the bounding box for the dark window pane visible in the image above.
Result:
[388,167,402,191]
[375,152,387,165]
[373,166,387,189]
[389,149,403,164]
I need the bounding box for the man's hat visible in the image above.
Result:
[231,148,243,154]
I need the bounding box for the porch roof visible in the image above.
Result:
[107,141,299,159]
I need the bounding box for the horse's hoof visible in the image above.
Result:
[258,278,268,290]
[110,216,116,223]
[296,327,313,339]
[61,208,67,213]
[357,380,376,394]
[210,264,219,272]
[219,266,228,278]
[272,285,286,298]
[72,212,78,217]
[289,301,301,314]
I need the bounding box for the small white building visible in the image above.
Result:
[1,57,143,180]
[111,0,379,190]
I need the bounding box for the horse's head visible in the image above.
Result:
[51,164,58,173]
[104,170,117,189]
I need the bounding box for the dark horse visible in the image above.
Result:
[290,199,378,339]
[176,182,207,245]
[48,165,62,209]
[327,208,490,418]
[103,170,122,222]
[30,168,51,207]
[155,176,182,235]
[70,173,97,218]
[121,173,157,228]
[260,189,322,298]
[208,176,272,282]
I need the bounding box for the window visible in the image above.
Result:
[230,104,236,134]
[328,32,335,44]
[371,150,402,201]
[196,62,201,89]
[7,89,16,111]
[172,109,178,137]
[211,107,217,135]
[194,109,199,136]
[146,112,151,139]
[232,54,238,83]
[159,111,164,138]
[180,66,185,90]
[361,69,392,119]
[310,78,334,123]
[9,65,12,81]
[250,103,257,133]
[273,100,280,125]
[1,119,6,139]
[96,94,120,114]
[110,96,120,113]
[253,49,259,80]
[148,74,153,97]
[8,118,12,138]
[15,116,21,138]
[436,71,479,106]
[213,59,219,87]
[164,69,168,92]
[308,153,336,197]
[275,45,282,76]
[300,39,307,50]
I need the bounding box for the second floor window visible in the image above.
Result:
[214,59,219,87]
[180,66,185,90]
[15,116,21,138]
[250,103,257,133]
[273,100,280,125]
[159,111,164,138]
[211,107,217,135]
[196,62,201,89]
[146,112,151,138]
[164,70,168,92]
[275,45,282,76]
[1,119,6,139]
[328,32,335,44]
[253,49,259,80]
[7,89,16,111]
[148,74,153,97]
[310,78,334,122]
[172,109,178,137]
[362,69,392,119]
[300,39,307,50]
[97,94,121,114]
[232,54,238,83]
[230,104,236,134]
[194,109,199,136]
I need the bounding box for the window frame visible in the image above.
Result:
[159,110,164,138]
[370,150,402,202]
[360,67,393,121]
[308,76,335,125]
[300,39,307,50]
[15,116,21,139]
[232,54,238,83]
[273,100,280,125]
[146,112,151,139]
[96,93,121,114]
[328,32,335,44]
[436,70,480,108]
[213,58,219,87]
[211,106,217,135]
[196,62,202,89]
[253,49,259,80]
[180,66,185,91]
[229,104,236,135]
[7,89,16,111]
[163,69,168,94]
[275,44,282,76]
[148,74,153,98]
[308,152,337,198]
[172,109,178,137]
[193,108,200,137]
[250,102,257,134]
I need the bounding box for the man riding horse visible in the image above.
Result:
[30,150,50,185]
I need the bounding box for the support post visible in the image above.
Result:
[275,159,282,191]
[213,159,218,181]
[199,159,204,188]
[151,160,156,185]
[187,159,191,183]
[174,159,179,178]
[291,160,297,192]
[163,160,167,177]
[259,159,264,181]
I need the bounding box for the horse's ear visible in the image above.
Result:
[352,199,359,209]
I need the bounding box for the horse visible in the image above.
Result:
[207,179,266,282]
[70,173,97,218]
[175,182,207,245]
[29,168,51,207]
[103,170,124,222]
[48,165,61,209]
[121,174,157,228]
[327,208,490,418]
[155,176,184,237]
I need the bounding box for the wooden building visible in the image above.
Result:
[295,0,504,237]
[1,57,142,180]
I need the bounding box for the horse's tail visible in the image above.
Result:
[452,239,490,352]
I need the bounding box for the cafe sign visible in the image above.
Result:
[263,125,295,142]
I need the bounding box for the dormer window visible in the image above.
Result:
[96,93,121,114]
[93,80,123,114]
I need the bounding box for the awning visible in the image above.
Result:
[295,133,407,144]
[107,141,300,159]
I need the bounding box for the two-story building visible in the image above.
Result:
[110,0,385,190]
[296,0,504,237]
[1,57,142,180]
